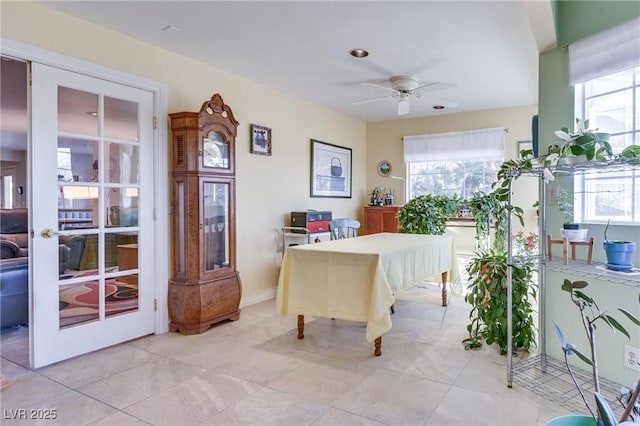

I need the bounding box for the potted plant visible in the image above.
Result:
[397,194,459,235]
[552,279,640,425]
[557,187,590,242]
[550,119,613,165]
[603,220,637,272]
[463,249,537,355]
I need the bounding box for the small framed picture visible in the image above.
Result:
[250,124,272,156]
[377,160,392,177]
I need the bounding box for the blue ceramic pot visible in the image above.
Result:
[603,240,636,268]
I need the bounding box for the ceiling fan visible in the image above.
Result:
[351,75,456,116]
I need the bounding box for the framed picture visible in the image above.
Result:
[517,140,533,159]
[250,124,271,156]
[310,139,352,198]
[377,160,392,177]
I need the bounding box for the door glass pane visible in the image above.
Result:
[57,138,98,183]
[58,232,101,329]
[203,131,229,169]
[107,188,138,228]
[58,86,98,136]
[108,231,138,318]
[58,189,98,231]
[104,96,139,141]
[105,142,139,184]
[204,182,229,270]
[59,280,100,328]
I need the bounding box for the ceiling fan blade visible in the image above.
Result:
[350,94,394,105]
[361,82,397,93]
[413,82,455,94]
[397,98,410,116]
[405,56,446,77]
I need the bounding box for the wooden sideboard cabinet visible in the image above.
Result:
[363,206,401,234]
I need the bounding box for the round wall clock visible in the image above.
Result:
[377,160,392,177]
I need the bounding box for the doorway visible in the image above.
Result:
[0,49,168,368]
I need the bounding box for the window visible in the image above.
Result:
[574,66,640,224]
[407,160,501,200]
[57,147,73,182]
[403,127,505,201]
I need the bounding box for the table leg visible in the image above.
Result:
[441,271,448,306]
[297,314,304,339]
[374,336,382,356]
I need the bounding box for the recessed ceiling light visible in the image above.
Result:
[433,105,445,110]
[349,48,369,58]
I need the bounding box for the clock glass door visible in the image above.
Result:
[203,180,229,271]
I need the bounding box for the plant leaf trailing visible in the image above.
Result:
[463,250,537,355]
[554,278,640,423]
[467,191,507,251]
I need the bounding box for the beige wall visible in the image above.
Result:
[2,2,537,300]
[366,105,540,254]
[1,2,366,302]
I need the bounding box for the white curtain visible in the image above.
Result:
[569,17,640,85]
[403,127,505,163]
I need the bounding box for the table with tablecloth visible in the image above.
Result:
[275,232,458,355]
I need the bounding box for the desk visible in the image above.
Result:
[276,233,458,355]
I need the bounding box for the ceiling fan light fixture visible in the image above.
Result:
[349,48,369,58]
[397,98,410,116]
[433,105,445,110]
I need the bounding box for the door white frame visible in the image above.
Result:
[0,39,170,361]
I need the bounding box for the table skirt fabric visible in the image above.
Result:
[276,233,458,342]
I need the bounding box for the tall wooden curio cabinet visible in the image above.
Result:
[168,94,241,334]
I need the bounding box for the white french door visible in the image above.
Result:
[30,63,155,367]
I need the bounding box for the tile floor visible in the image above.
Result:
[1,282,574,426]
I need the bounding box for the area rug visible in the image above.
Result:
[59,280,138,327]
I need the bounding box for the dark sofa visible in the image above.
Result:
[0,257,29,328]
[0,209,87,328]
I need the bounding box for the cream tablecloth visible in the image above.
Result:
[276,233,458,342]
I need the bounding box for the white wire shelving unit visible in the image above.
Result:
[505,157,640,388]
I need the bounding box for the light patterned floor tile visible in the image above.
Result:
[124,370,262,426]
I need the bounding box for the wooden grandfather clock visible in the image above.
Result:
[168,93,241,334]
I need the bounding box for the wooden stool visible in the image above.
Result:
[547,235,594,265]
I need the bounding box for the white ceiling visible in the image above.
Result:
[36,0,556,123]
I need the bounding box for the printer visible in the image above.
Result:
[290,210,332,233]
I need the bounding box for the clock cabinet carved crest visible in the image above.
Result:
[169,93,241,334]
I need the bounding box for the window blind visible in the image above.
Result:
[403,127,505,163]
[569,17,640,85]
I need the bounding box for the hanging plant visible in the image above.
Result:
[463,250,537,354]
[466,191,508,251]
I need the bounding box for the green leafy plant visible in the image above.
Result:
[557,187,576,225]
[621,145,640,160]
[463,250,537,354]
[466,191,508,251]
[553,279,640,423]
[550,118,613,162]
[397,194,459,235]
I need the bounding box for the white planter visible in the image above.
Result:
[560,228,589,242]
